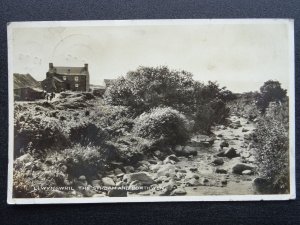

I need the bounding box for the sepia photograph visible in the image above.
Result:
[7,19,295,204]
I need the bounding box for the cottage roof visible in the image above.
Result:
[49,66,88,76]
[52,76,64,82]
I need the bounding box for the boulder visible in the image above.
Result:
[165,154,179,162]
[187,178,200,186]
[224,147,240,159]
[102,177,116,186]
[232,163,255,175]
[92,193,106,197]
[157,164,176,177]
[123,172,155,186]
[242,170,253,175]
[16,153,34,164]
[220,140,229,149]
[253,177,272,194]
[114,168,124,176]
[170,187,187,196]
[124,166,135,173]
[91,180,102,187]
[216,168,227,174]
[174,145,198,157]
[189,167,198,172]
[150,163,162,172]
[212,158,224,166]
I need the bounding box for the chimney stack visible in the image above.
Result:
[84,63,88,70]
[49,63,53,69]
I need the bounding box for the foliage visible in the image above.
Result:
[256,80,287,113]
[133,107,190,146]
[254,102,289,193]
[61,145,111,178]
[104,66,230,133]
[69,123,109,146]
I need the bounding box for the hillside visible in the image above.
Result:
[13,73,42,89]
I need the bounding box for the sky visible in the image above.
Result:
[10,20,293,93]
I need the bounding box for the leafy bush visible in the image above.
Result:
[13,154,69,198]
[194,98,229,133]
[104,66,230,134]
[133,107,190,146]
[253,102,289,193]
[256,80,287,113]
[61,145,110,178]
[14,112,70,158]
[69,123,108,146]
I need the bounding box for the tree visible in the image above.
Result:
[256,80,287,113]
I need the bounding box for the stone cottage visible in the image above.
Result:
[41,63,90,92]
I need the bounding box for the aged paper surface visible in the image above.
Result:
[7,19,295,204]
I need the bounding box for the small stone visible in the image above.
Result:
[102,177,116,186]
[216,168,227,174]
[124,166,135,173]
[78,175,86,181]
[232,163,255,175]
[212,158,224,166]
[189,167,198,172]
[242,170,253,175]
[170,187,187,196]
[91,180,101,187]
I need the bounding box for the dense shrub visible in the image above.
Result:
[69,123,108,146]
[133,107,190,146]
[256,80,287,113]
[109,136,152,164]
[61,145,109,178]
[13,154,69,198]
[253,102,289,193]
[14,112,70,158]
[194,98,229,133]
[104,66,230,134]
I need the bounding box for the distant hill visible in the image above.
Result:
[13,73,42,89]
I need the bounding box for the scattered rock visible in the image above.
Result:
[242,170,253,175]
[170,187,187,196]
[220,140,229,149]
[224,147,240,159]
[187,178,200,186]
[16,153,34,164]
[123,172,155,186]
[157,164,176,177]
[148,159,157,164]
[124,166,135,173]
[232,163,255,175]
[92,193,106,197]
[221,179,227,185]
[242,128,249,132]
[174,145,198,157]
[78,175,86,181]
[216,168,227,174]
[114,168,124,176]
[102,177,116,186]
[91,180,102,187]
[189,167,198,172]
[212,158,224,166]
[253,177,272,194]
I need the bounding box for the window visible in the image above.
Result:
[75,76,79,81]
[75,84,79,88]
[63,76,66,81]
